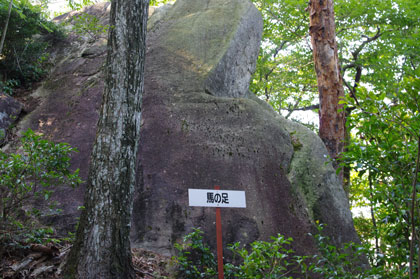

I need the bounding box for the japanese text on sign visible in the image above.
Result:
[207,192,229,204]
[188,189,246,208]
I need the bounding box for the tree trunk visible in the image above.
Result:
[308,0,345,175]
[0,0,13,56]
[409,137,420,279]
[63,0,149,278]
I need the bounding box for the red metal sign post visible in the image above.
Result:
[214,185,224,279]
[188,187,246,279]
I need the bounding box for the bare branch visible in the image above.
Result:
[352,65,362,91]
[285,98,302,118]
[343,78,363,110]
[352,26,382,60]
[285,104,319,111]
[342,62,356,74]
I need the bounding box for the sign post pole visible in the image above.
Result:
[188,187,246,279]
[214,185,224,279]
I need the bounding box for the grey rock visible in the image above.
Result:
[13,0,360,262]
[147,0,262,98]
[0,93,22,144]
[278,115,359,245]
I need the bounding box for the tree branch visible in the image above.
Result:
[285,104,319,111]
[263,41,288,80]
[341,26,382,112]
[352,26,382,61]
[342,62,356,74]
[353,65,362,91]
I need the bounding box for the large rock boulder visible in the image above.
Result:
[0,93,22,145]
[12,0,359,258]
[278,115,357,245]
[132,0,318,255]
[146,0,261,98]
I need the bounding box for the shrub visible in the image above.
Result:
[174,226,407,278]
[0,0,64,90]
[174,228,310,279]
[0,129,82,244]
[174,228,218,278]
[225,235,309,279]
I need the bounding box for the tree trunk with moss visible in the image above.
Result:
[63,0,149,278]
[308,0,345,175]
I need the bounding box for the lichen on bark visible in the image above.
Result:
[63,1,149,278]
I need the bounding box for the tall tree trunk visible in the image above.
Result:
[63,0,149,278]
[308,0,345,176]
[409,137,420,279]
[0,0,13,56]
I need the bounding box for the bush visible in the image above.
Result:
[0,129,82,245]
[225,235,308,279]
[0,0,64,90]
[174,228,310,279]
[174,228,218,278]
[174,226,407,278]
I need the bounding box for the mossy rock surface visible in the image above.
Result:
[12,0,359,259]
[278,116,358,245]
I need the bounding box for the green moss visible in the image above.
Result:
[181,119,189,133]
[43,78,66,91]
[162,0,247,79]
[291,134,303,151]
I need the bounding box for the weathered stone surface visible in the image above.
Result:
[278,115,358,245]
[15,4,110,231]
[250,94,359,246]
[0,93,22,144]
[12,0,359,260]
[129,0,317,256]
[147,0,262,98]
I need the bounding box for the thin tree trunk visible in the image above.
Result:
[0,0,13,56]
[368,173,380,260]
[63,0,149,278]
[409,137,420,279]
[308,0,346,176]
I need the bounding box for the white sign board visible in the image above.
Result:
[188,189,246,208]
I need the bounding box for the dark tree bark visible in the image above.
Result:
[63,0,149,278]
[308,0,345,174]
[0,0,13,56]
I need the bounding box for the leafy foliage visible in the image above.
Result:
[250,0,420,122]
[174,228,217,278]
[150,0,172,6]
[225,235,306,278]
[311,225,404,278]
[250,0,317,121]
[72,12,108,41]
[67,0,95,11]
[0,78,18,94]
[0,129,82,244]
[250,0,420,276]
[0,0,64,90]
[343,69,420,276]
[174,227,407,278]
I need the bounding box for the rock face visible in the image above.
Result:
[278,116,357,245]
[146,0,261,99]
[13,0,359,258]
[0,93,22,145]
